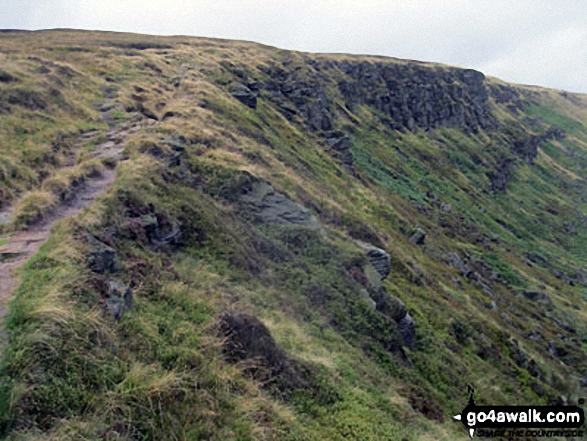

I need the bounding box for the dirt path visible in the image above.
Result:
[0,102,153,331]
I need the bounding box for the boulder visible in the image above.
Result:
[230,82,257,109]
[397,313,416,349]
[522,290,552,303]
[87,242,118,274]
[360,289,377,310]
[364,245,391,280]
[409,228,426,245]
[446,252,473,278]
[239,181,321,228]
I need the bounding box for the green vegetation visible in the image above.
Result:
[0,30,586,440]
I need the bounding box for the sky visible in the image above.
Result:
[1,0,586,93]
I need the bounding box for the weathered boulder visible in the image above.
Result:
[86,241,118,274]
[238,181,321,228]
[522,290,552,303]
[446,252,473,278]
[374,289,407,322]
[409,228,426,245]
[397,313,416,349]
[364,245,391,280]
[360,289,377,310]
[105,281,133,321]
[230,82,258,109]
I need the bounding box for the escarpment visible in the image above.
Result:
[1,30,587,441]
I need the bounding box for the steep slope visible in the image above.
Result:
[0,30,586,440]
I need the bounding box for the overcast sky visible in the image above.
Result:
[1,0,586,93]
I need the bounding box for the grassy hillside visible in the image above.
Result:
[0,30,586,440]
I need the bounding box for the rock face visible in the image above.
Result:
[230,82,258,109]
[238,181,321,228]
[259,60,496,135]
[511,127,565,164]
[364,245,391,280]
[333,61,495,132]
[258,64,333,131]
[376,292,416,349]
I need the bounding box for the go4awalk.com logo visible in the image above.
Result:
[453,387,585,438]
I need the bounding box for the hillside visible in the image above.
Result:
[0,30,586,440]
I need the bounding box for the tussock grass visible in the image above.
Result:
[10,190,57,227]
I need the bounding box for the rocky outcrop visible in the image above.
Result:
[446,252,473,278]
[105,281,133,321]
[333,61,495,132]
[230,82,258,109]
[86,238,119,274]
[237,180,321,228]
[397,313,416,350]
[323,131,355,174]
[409,228,426,245]
[511,127,565,164]
[488,84,527,113]
[364,245,391,280]
[521,290,552,303]
[258,64,333,131]
[487,158,515,193]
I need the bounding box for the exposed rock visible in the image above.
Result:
[105,281,133,321]
[333,61,495,132]
[487,158,515,193]
[371,288,416,349]
[238,181,321,228]
[87,241,118,274]
[488,84,526,111]
[409,228,426,245]
[258,64,333,131]
[511,127,565,164]
[373,289,407,322]
[230,82,258,109]
[397,313,416,349]
[440,202,451,213]
[446,252,473,278]
[324,132,355,174]
[360,289,377,310]
[363,245,391,280]
[522,290,552,303]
